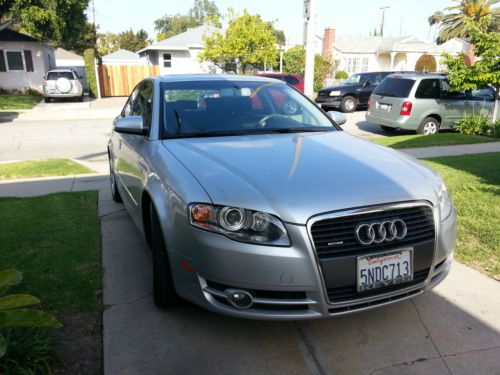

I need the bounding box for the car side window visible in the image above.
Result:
[440,80,467,99]
[141,81,154,129]
[470,88,494,101]
[415,79,441,99]
[121,87,139,117]
[367,74,382,86]
[284,76,300,85]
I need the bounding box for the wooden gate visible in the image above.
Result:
[98,65,160,97]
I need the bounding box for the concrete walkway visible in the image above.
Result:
[1,175,499,375]
[403,141,500,159]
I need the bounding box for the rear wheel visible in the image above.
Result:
[44,97,51,103]
[77,94,84,102]
[150,203,180,308]
[340,96,357,113]
[380,125,397,133]
[417,117,440,135]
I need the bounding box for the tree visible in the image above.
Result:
[1,0,91,49]
[442,16,500,120]
[273,29,286,45]
[154,0,219,41]
[198,11,279,74]
[283,45,332,91]
[437,0,499,42]
[428,11,444,42]
[97,32,120,56]
[97,29,151,55]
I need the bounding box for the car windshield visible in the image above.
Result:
[373,77,415,98]
[161,80,337,138]
[344,74,367,85]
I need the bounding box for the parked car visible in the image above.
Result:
[366,73,497,135]
[43,68,84,102]
[256,73,304,92]
[315,72,397,112]
[108,74,456,320]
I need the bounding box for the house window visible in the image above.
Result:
[5,51,25,71]
[163,53,172,68]
[362,58,369,72]
[352,58,359,73]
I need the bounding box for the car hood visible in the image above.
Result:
[163,132,440,224]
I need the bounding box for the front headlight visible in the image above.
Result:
[329,90,341,96]
[189,203,290,246]
[438,181,453,221]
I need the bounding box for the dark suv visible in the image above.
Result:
[316,72,396,112]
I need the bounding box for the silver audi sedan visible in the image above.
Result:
[108,75,457,320]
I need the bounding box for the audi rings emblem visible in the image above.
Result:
[354,219,407,245]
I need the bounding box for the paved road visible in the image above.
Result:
[1,176,499,375]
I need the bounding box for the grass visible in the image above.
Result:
[0,192,101,314]
[0,94,41,110]
[0,159,93,180]
[372,133,497,149]
[422,153,500,280]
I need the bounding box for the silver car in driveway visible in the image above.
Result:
[43,68,84,102]
[108,75,456,320]
[366,73,497,134]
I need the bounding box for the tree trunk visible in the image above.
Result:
[493,85,499,123]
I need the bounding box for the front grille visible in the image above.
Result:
[327,268,430,302]
[311,205,435,259]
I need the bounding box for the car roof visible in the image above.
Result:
[155,74,287,84]
[386,72,447,80]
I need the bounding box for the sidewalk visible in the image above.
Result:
[1,175,499,375]
[401,141,500,159]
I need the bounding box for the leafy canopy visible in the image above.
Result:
[198,10,279,74]
[97,29,152,55]
[154,0,220,41]
[283,45,332,91]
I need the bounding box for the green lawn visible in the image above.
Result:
[0,95,41,110]
[422,153,500,280]
[0,192,101,314]
[0,159,93,180]
[372,133,497,149]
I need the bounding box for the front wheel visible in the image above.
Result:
[150,203,181,308]
[417,117,440,135]
[340,96,357,113]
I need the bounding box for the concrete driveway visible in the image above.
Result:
[99,186,500,375]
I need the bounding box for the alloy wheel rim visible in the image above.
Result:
[423,122,437,135]
[345,99,355,111]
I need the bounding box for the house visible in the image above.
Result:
[0,28,55,92]
[102,49,143,66]
[138,24,217,74]
[321,28,470,74]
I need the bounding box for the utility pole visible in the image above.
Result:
[92,0,97,44]
[303,0,316,98]
[380,6,390,37]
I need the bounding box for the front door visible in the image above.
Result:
[440,80,469,129]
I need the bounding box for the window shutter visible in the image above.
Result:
[0,50,6,72]
[24,50,34,72]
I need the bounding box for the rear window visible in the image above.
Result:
[373,78,415,98]
[47,71,75,80]
[415,79,441,99]
[283,76,300,85]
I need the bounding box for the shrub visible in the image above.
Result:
[84,49,98,98]
[23,88,42,96]
[335,71,349,79]
[453,116,499,137]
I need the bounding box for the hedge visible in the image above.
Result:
[84,49,98,98]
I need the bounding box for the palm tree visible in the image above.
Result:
[438,0,500,42]
[428,11,444,43]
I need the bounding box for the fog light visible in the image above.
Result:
[226,289,253,309]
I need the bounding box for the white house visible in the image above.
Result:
[321,28,470,74]
[0,28,55,92]
[102,49,143,66]
[138,25,217,75]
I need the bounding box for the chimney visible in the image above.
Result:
[322,28,336,60]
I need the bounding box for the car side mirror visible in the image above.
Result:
[113,116,147,135]
[328,111,347,126]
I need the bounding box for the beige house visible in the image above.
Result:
[0,28,55,92]
[321,28,470,74]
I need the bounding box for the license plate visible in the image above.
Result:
[380,103,391,111]
[357,249,413,292]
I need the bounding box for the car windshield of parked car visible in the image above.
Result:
[161,80,336,138]
[373,77,416,98]
[344,74,367,85]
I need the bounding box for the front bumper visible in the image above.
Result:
[315,96,342,108]
[169,202,456,320]
[365,111,421,130]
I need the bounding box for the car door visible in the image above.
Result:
[359,73,382,106]
[440,80,469,128]
[469,87,495,118]
[115,80,153,211]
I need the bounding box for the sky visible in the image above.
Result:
[90,0,454,44]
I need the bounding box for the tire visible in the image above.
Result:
[380,125,397,133]
[340,96,357,113]
[417,117,440,135]
[77,95,84,102]
[150,203,180,308]
[109,157,122,203]
[44,97,51,103]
